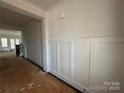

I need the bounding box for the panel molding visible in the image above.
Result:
[90,39,124,93]
[49,36,124,93]
[70,41,74,81]
[57,41,60,75]
[48,34,124,41]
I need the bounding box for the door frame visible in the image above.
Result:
[0,0,49,72]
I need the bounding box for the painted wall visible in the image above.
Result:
[48,0,123,40]
[24,21,43,67]
[48,0,124,92]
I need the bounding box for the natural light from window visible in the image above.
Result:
[15,39,20,45]
[10,39,15,49]
[1,38,8,48]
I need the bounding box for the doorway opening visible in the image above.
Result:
[0,7,44,69]
[0,30,22,56]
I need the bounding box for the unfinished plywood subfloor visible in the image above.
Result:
[0,52,79,93]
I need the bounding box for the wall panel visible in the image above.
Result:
[91,39,124,93]
[71,39,90,90]
[50,41,58,73]
[24,21,42,67]
[58,41,70,80]
[49,37,124,93]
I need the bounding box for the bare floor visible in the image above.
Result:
[0,52,79,93]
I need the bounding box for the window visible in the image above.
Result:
[1,38,8,47]
[10,39,15,49]
[15,39,20,45]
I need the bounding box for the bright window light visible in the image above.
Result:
[1,38,8,47]
[10,39,15,49]
[15,39,20,45]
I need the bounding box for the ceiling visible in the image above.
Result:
[0,7,38,28]
[0,28,21,36]
[0,0,62,28]
[24,0,62,11]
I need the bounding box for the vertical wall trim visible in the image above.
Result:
[42,17,49,72]
[57,41,60,75]
[89,40,92,92]
[70,41,74,81]
[68,41,71,80]
[90,40,96,93]
[39,21,43,67]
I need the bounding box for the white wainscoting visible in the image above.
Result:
[90,39,124,93]
[59,41,70,80]
[49,36,124,93]
[71,40,90,90]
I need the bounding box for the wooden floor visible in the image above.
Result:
[0,52,79,93]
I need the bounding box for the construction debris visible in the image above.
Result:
[27,83,35,89]
[19,87,25,92]
[27,82,41,89]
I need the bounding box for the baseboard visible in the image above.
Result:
[25,58,44,72]
[48,72,84,93]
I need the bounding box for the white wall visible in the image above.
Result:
[24,21,43,67]
[48,0,123,40]
[48,0,124,93]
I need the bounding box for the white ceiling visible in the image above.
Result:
[24,0,62,11]
[0,28,21,36]
[0,7,38,28]
[0,0,62,28]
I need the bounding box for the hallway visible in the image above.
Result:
[0,53,79,93]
